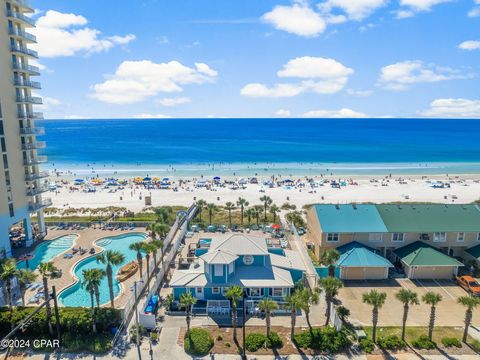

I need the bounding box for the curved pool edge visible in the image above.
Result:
[57,231,148,308]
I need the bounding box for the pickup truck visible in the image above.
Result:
[456,275,480,296]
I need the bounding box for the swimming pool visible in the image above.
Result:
[17,234,77,270]
[58,232,147,307]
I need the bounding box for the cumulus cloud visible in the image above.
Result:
[396,0,453,17]
[303,108,367,118]
[261,2,326,37]
[468,7,480,17]
[31,10,135,57]
[275,109,292,117]
[133,114,172,119]
[347,89,373,97]
[419,98,480,118]
[319,0,387,21]
[90,60,217,104]
[36,96,61,111]
[378,60,471,91]
[241,56,353,98]
[157,97,191,107]
[458,40,480,50]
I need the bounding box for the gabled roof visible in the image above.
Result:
[169,269,207,287]
[270,250,306,271]
[465,244,480,260]
[200,249,238,264]
[394,241,463,267]
[335,241,393,268]
[210,234,268,255]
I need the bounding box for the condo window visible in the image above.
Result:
[457,232,465,242]
[249,288,261,297]
[8,203,14,217]
[433,232,447,242]
[326,233,339,242]
[392,233,404,242]
[271,288,283,297]
[369,233,383,242]
[214,264,223,276]
[0,138,6,153]
[212,287,220,294]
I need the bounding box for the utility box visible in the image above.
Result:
[145,195,151,206]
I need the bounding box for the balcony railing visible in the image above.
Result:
[9,0,34,12]
[20,127,45,136]
[26,185,49,197]
[25,171,49,181]
[13,62,40,75]
[18,111,43,119]
[28,198,53,212]
[21,141,46,150]
[24,155,48,166]
[14,79,41,89]
[10,44,38,58]
[6,10,35,27]
[8,28,36,42]
[16,95,42,104]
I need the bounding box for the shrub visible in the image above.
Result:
[245,333,267,352]
[336,306,350,321]
[441,337,461,348]
[412,335,436,350]
[184,328,214,356]
[130,324,146,343]
[294,327,351,353]
[216,335,223,341]
[266,332,283,349]
[150,331,158,342]
[225,342,231,348]
[377,335,406,351]
[359,338,375,353]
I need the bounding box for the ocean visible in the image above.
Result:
[38,118,480,177]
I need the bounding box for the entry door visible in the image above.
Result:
[196,287,204,300]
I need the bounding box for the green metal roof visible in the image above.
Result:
[313,204,388,233]
[394,241,463,267]
[465,244,480,260]
[336,242,393,268]
[377,204,480,233]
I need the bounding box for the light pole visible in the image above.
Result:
[242,290,247,360]
[131,280,144,347]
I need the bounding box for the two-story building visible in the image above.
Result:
[307,204,479,279]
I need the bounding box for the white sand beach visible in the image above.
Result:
[47,173,480,212]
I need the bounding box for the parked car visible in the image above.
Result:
[456,275,480,296]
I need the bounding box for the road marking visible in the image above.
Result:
[433,279,456,300]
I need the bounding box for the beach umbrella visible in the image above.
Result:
[19,253,34,269]
[163,177,170,181]
[213,176,221,180]
[143,177,152,181]
[74,179,84,183]
[272,224,281,230]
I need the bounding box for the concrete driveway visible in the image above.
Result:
[337,278,480,327]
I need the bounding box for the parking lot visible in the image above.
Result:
[337,278,480,327]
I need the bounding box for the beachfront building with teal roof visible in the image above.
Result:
[307,204,480,279]
[169,233,306,311]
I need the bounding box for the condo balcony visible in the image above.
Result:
[6,10,35,27]
[10,44,38,58]
[16,95,42,104]
[28,198,53,212]
[26,185,49,197]
[17,111,43,119]
[14,78,41,89]
[13,62,40,75]
[9,0,34,13]
[23,155,48,166]
[20,127,45,136]
[8,28,36,43]
[21,141,46,150]
[25,171,49,182]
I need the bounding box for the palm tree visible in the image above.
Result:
[299,287,320,331]
[180,292,197,337]
[129,242,145,279]
[253,205,263,226]
[258,298,278,337]
[154,223,170,240]
[259,195,273,221]
[395,289,419,341]
[269,204,280,224]
[206,203,217,225]
[319,277,343,326]
[225,286,243,341]
[151,239,165,273]
[362,290,387,343]
[146,222,158,239]
[141,242,157,291]
[0,259,19,328]
[196,199,207,223]
[154,206,172,223]
[285,291,303,340]
[319,248,340,277]
[458,295,480,342]
[38,262,60,335]
[422,291,443,341]
[82,268,105,332]
[96,250,125,307]
[17,269,37,307]
[91,268,106,308]
[245,208,255,226]
[225,202,236,229]
[236,197,249,227]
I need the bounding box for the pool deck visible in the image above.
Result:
[24,227,148,308]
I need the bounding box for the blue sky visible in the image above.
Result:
[30,0,480,119]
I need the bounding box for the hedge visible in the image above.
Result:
[184,328,214,356]
[294,327,351,352]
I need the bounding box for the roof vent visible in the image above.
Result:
[193,261,200,269]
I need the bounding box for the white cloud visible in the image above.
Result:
[419,98,480,118]
[29,59,47,71]
[468,7,480,17]
[31,10,135,57]
[157,97,191,107]
[36,96,61,111]
[132,114,172,119]
[90,60,217,104]
[397,0,452,17]
[261,2,326,37]
[241,56,353,98]
[275,109,292,117]
[347,89,373,97]
[378,60,471,91]
[319,0,387,20]
[63,115,92,119]
[303,108,367,118]
[459,40,480,51]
